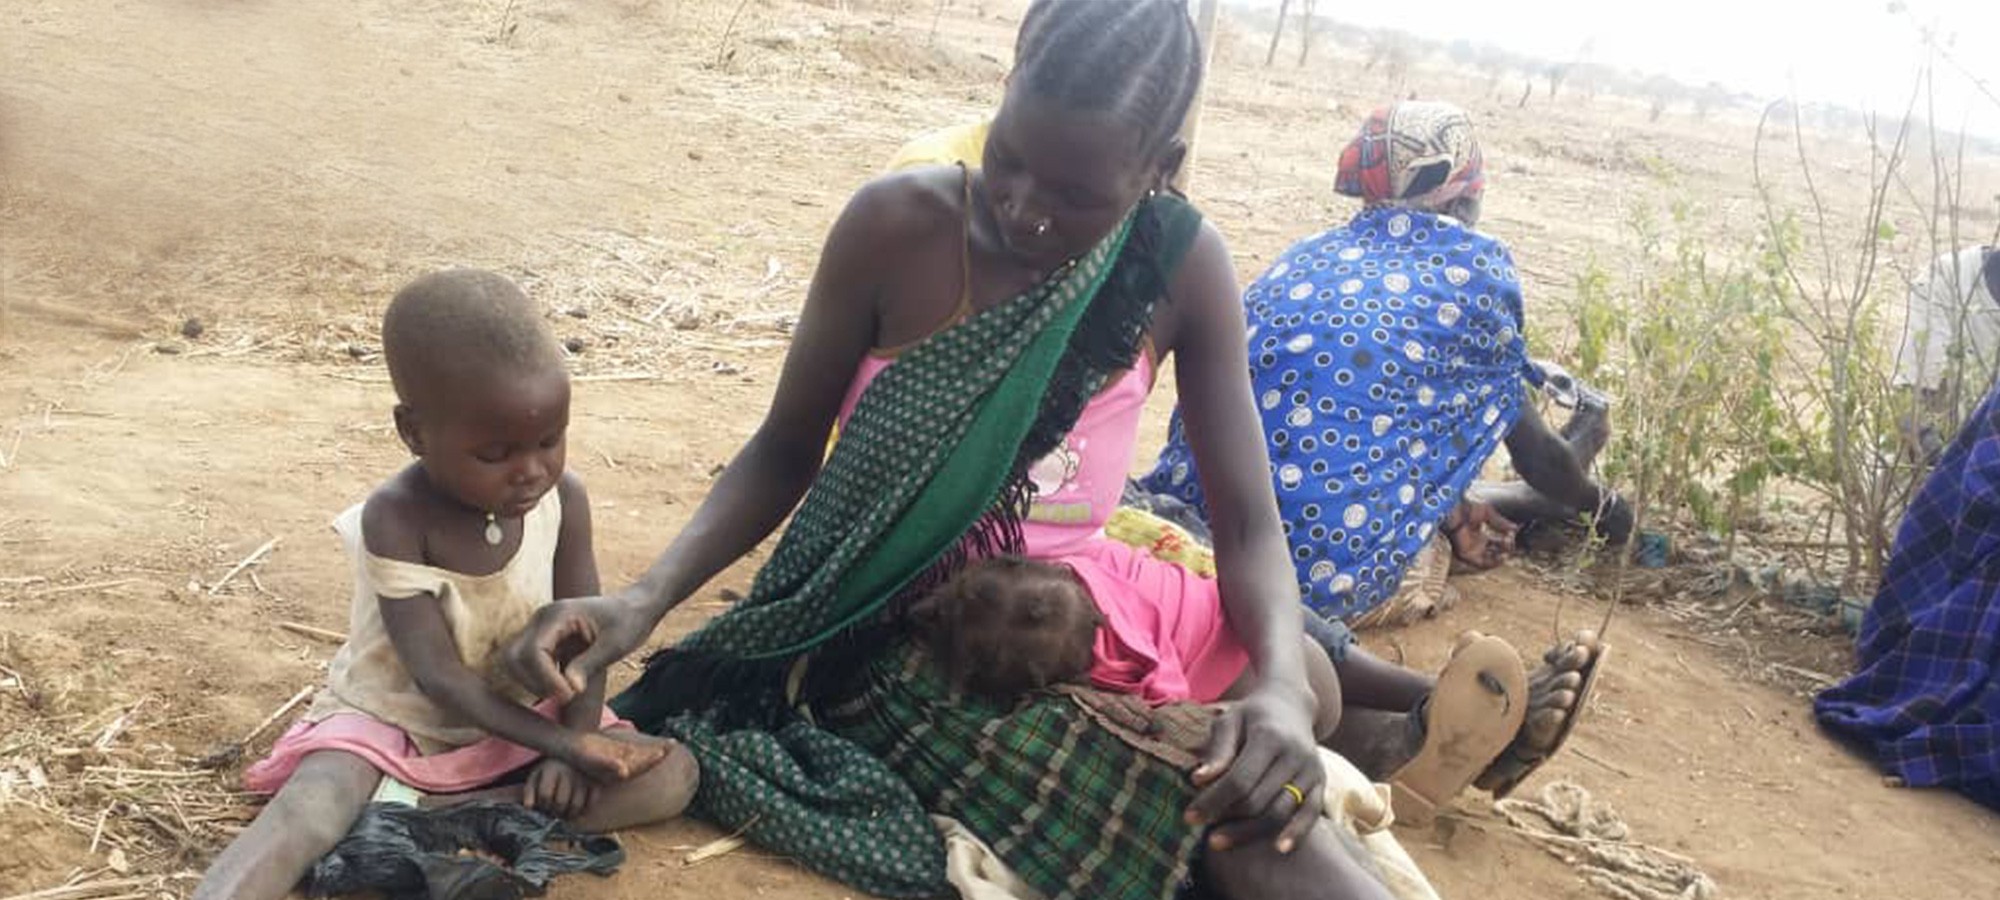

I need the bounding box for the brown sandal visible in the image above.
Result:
[1474,634,1608,799]
[1387,632,1528,826]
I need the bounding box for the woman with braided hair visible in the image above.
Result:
[507,4,1562,898]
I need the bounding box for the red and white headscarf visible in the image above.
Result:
[1335,101,1486,211]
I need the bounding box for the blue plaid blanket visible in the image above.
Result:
[1815,384,2000,809]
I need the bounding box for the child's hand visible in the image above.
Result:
[523,758,597,819]
[565,730,672,783]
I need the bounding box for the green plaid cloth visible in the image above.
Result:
[819,647,1204,900]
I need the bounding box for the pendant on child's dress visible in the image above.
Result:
[484,512,503,546]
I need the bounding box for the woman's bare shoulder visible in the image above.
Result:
[836,164,967,249]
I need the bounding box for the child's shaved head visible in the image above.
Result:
[382,269,563,405]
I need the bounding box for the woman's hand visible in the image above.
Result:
[1161,224,1327,854]
[1186,679,1325,854]
[1445,500,1516,570]
[506,590,652,705]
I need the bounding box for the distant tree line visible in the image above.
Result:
[1222,0,1996,153]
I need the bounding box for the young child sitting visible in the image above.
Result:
[194,269,698,900]
[907,555,1343,740]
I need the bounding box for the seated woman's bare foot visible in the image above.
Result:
[1474,632,1599,795]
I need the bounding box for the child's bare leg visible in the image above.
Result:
[193,751,380,900]
[413,734,694,830]
[574,732,698,832]
[1224,636,1343,743]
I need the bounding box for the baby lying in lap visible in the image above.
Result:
[909,555,1343,741]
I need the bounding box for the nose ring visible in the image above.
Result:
[1032,219,1051,236]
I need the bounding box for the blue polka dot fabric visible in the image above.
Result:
[1140,206,1536,620]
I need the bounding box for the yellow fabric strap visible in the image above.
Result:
[886,120,991,172]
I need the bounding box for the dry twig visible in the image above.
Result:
[239,685,315,747]
[0,876,158,900]
[32,579,139,598]
[209,537,280,596]
[276,622,347,645]
[682,814,761,867]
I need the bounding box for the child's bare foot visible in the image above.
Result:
[573,734,698,833]
[569,730,670,782]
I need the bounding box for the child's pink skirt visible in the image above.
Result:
[243,698,628,795]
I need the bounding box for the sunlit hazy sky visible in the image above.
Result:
[1248,0,1999,139]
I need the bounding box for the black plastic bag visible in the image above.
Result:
[301,800,625,900]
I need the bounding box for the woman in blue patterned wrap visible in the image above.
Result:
[1138,101,1629,628]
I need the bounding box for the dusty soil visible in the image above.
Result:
[4,1,2000,898]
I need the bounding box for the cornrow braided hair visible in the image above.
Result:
[1012,0,1204,160]
[886,2,1209,614]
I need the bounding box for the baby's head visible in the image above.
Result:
[907,556,1103,701]
[383,269,569,519]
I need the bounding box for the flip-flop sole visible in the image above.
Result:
[1481,640,1609,800]
[1388,634,1529,826]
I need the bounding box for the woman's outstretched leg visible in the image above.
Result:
[193,750,380,900]
[1201,821,1397,900]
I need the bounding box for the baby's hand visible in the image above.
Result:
[566,730,671,783]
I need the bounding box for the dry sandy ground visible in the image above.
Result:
[4,1,2000,898]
